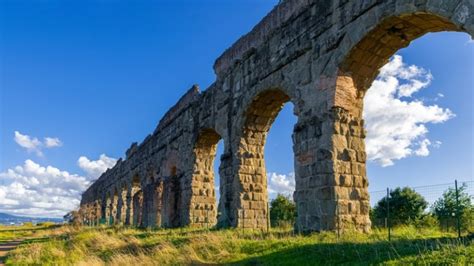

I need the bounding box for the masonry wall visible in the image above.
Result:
[80,0,473,232]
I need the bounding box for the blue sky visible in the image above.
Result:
[0,0,473,217]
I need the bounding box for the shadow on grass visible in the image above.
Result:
[21,237,52,245]
[230,236,472,265]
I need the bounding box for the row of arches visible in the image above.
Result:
[81,176,158,227]
[80,89,294,229]
[79,4,473,232]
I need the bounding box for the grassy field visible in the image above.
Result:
[0,223,59,242]
[1,224,473,265]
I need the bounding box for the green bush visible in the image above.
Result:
[37,222,57,227]
[372,187,428,226]
[413,214,439,228]
[270,194,296,227]
[432,184,473,232]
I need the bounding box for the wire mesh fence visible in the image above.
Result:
[369,180,474,239]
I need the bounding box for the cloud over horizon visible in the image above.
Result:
[0,160,91,218]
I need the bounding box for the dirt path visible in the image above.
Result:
[0,239,23,266]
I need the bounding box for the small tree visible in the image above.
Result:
[270,194,296,227]
[372,187,428,226]
[432,184,473,231]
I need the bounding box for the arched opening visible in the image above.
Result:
[334,13,472,232]
[191,128,222,227]
[162,165,183,228]
[94,200,101,226]
[339,17,469,155]
[265,102,297,228]
[142,169,163,228]
[214,140,224,226]
[363,35,472,230]
[116,183,127,225]
[338,14,460,110]
[130,175,143,227]
[237,89,293,229]
[101,194,109,225]
[132,189,143,227]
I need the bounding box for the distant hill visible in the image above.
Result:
[0,212,63,225]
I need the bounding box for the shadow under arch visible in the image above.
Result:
[129,174,143,227]
[162,164,184,228]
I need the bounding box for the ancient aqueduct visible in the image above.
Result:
[80,0,473,233]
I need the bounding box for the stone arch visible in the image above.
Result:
[132,189,144,227]
[327,10,473,232]
[142,168,163,228]
[162,164,183,228]
[126,174,142,227]
[101,193,108,225]
[115,182,127,224]
[335,12,472,116]
[190,128,222,227]
[232,88,294,229]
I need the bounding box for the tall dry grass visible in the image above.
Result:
[5,225,473,265]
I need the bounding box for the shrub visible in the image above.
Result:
[413,214,439,228]
[37,222,56,227]
[270,194,296,228]
[372,187,428,226]
[432,184,473,231]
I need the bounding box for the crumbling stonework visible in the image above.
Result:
[80,0,473,233]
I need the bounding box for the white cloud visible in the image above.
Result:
[44,137,63,148]
[363,55,454,167]
[414,139,431,157]
[78,154,117,178]
[14,131,63,156]
[14,131,42,156]
[267,172,295,198]
[0,160,92,218]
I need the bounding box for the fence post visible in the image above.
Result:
[455,180,461,238]
[386,188,391,242]
[242,209,245,235]
[336,194,340,240]
[267,201,270,233]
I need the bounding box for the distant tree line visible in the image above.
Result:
[370,184,473,231]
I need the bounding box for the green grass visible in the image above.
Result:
[4,225,473,265]
[0,223,58,242]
